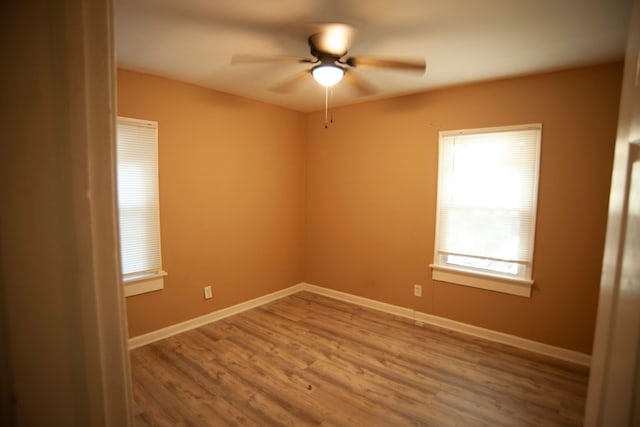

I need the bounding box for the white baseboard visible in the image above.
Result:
[299,282,591,366]
[128,281,590,367]
[128,283,305,349]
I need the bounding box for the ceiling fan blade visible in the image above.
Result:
[343,71,379,97]
[345,57,426,73]
[231,53,313,65]
[308,23,355,56]
[270,70,310,93]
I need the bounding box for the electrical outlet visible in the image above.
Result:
[414,284,422,297]
[204,286,212,300]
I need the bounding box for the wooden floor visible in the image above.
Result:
[130,292,589,426]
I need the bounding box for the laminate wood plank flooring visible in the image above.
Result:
[130,291,589,426]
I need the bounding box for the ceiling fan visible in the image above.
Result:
[231,23,426,96]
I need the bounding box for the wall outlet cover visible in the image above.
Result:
[414,284,422,297]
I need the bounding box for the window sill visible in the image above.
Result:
[430,264,532,297]
[123,271,167,297]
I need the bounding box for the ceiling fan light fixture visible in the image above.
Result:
[312,64,344,87]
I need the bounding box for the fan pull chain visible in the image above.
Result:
[324,86,329,128]
[324,86,335,128]
[330,86,334,124]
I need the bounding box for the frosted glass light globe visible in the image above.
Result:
[312,65,344,87]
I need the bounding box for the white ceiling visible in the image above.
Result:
[115,0,632,112]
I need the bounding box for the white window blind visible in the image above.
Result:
[116,117,164,283]
[434,124,541,282]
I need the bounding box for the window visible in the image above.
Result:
[431,124,542,297]
[116,117,166,297]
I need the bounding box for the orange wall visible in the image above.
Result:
[117,70,306,337]
[119,63,622,354]
[305,62,622,353]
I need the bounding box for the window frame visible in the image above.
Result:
[430,123,542,298]
[116,116,167,297]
